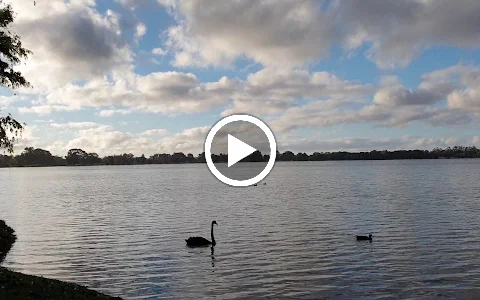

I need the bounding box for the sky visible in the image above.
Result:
[1,0,480,157]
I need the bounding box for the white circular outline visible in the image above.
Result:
[205,114,277,187]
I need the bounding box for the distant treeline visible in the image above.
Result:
[1,146,480,168]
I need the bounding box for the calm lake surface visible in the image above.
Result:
[1,160,480,299]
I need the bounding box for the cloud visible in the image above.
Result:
[473,136,480,146]
[49,122,102,129]
[334,0,480,68]
[448,88,480,113]
[19,72,236,115]
[15,62,479,134]
[245,68,371,100]
[11,117,479,156]
[152,48,167,56]
[422,65,480,84]
[45,77,136,108]
[271,101,472,133]
[158,0,480,69]
[10,0,133,92]
[11,125,40,154]
[0,94,33,110]
[99,109,132,117]
[135,72,237,113]
[116,0,151,10]
[0,96,15,109]
[18,105,78,115]
[277,135,473,154]
[162,0,336,67]
[17,66,372,116]
[423,64,480,113]
[38,124,480,156]
[141,129,168,136]
[373,83,454,107]
[222,67,372,116]
[46,125,209,156]
[0,98,11,109]
[135,22,147,40]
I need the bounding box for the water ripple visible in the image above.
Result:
[1,161,480,299]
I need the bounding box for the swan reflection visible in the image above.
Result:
[211,246,215,271]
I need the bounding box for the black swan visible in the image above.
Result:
[356,234,373,241]
[186,221,217,247]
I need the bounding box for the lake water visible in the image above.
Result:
[1,160,480,299]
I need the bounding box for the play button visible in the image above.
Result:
[205,114,277,187]
[227,134,256,167]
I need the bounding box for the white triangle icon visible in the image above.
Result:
[228,134,257,167]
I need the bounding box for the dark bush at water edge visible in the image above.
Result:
[0,220,16,264]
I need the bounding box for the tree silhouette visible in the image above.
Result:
[66,149,88,165]
[0,2,31,153]
[1,145,480,168]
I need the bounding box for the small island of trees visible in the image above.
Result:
[0,145,479,168]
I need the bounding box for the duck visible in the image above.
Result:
[356,234,373,241]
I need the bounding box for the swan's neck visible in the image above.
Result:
[211,224,216,246]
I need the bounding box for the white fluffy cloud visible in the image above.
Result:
[30,124,479,156]
[373,83,454,107]
[10,0,133,93]
[0,96,12,109]
[422,65,480,113]
[439,66,480,114]
[0,95,23,109]
[159,0,480,69]
[152,48,167,56]
[449,88,480,113]
[45,125,209,156]
[18,105,78,115]
[141,129,168,136]
[334,0,480,68]
[271,100,472,133]
[5,1,480,157]
[135,72,236,113]
[244,68,371,100]
[162,0,335,67]
[135,23,147,40]
[99,109,132,117]
[18,67,372,116]
[15,62,480,137]
[49,122,102,129]
[223,67,372,116]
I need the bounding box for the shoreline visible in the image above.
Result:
[2,145,479,168]
[0,220,123,300]
[0,157,479,169]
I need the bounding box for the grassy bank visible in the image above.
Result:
[0,220,122,300]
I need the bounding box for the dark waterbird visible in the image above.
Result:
[356,234,373,241]
[186,221,217,247]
